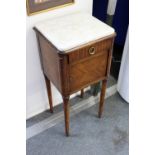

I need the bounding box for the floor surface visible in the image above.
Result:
[27,93,129,155]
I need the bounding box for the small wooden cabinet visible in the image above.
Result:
[34,13,116,136]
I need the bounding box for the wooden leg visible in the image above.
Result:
[80,89,84,98]
[63,96,70,136]
[44,75,53,113]
[98,80,107,118]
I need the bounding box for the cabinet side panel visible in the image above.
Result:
[38,34,62,92]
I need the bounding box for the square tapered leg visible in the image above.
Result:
[98,80,107,118]
[44,75,53,113]
[63,96,70,136]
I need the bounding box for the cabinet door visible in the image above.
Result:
[69,50,109,93]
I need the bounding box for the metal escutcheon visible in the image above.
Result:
[89,47,95,55]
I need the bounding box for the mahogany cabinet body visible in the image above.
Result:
[34,28,115,136]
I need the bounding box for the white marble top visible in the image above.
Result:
[35,12,115,52]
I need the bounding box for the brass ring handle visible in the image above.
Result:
[89,47,96,55]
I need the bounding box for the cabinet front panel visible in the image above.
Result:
[69,51,109,92]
